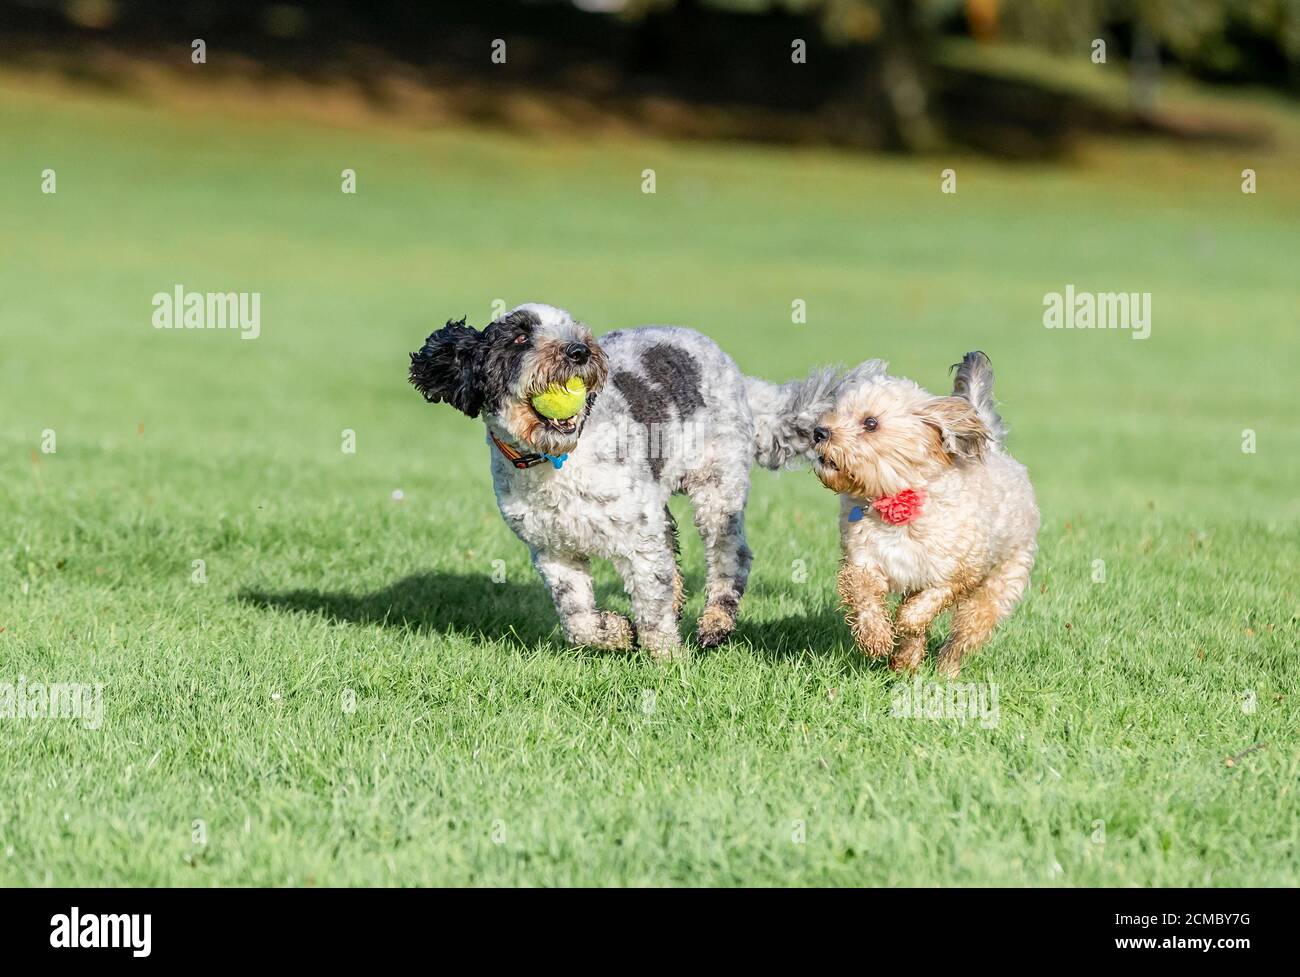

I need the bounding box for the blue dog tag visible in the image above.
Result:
[544,453,568,470]
[848,505,864,523]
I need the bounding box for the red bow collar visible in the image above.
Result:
[872,488,926,525]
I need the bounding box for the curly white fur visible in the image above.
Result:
[415,304,837,659]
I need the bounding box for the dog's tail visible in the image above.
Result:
[951,351,1008,446]
[744,368,842,470]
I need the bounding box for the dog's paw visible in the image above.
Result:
[934,651,963,679]
[639,629,687,663]
[593,611,635,650]
[849,612,894,659]
[569,611,634,651]
[695,604,735,648]
[889,634,927,673]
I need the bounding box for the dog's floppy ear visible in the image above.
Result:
[917,396,989,462]
[409,317,485,417]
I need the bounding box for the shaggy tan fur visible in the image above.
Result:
[837,561,893,658]
[671,568,686,619]
[814,357,1038,677]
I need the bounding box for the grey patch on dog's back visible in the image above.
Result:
[642,343,705,417]
[612,370,672,479]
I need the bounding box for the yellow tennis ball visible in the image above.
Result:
[531,376,587,419]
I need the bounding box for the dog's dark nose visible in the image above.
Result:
[564,342,590,365]
[812,426,830,445]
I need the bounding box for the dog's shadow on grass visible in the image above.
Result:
[734,588,945,669]
[240,572,898,664]
[240,572,570,648]
[730,605,865,666]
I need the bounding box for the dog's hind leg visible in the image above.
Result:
[532,549,633,651]
[935,553,1032,678]
[684,474,753,648]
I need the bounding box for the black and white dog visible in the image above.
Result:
[410,303,835,659]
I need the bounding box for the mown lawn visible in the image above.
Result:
[0,69,1296,885]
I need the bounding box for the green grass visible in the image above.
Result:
[0,71,1297,886]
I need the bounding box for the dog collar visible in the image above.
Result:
[490,431,568,471]
[849,488,926,526]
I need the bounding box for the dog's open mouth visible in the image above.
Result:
[816,455,838,471]
[530,403,579,435]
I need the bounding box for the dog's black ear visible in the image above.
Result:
[409,318,485,417]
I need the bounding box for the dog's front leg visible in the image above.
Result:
[891,585,959,672]
[837,561,892,659]
[614,545,684,662]
[532,549,633,651]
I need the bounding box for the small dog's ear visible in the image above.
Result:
[409,318,485,417]
[917,396,989,462]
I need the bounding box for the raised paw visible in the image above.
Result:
[696,604,736,648]
[848,611,894,659]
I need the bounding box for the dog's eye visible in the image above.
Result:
[513,333,529,345]
[864,416,878,432]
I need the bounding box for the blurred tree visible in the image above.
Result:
[2,0,1291,153]
[625,0,963,149]
[643,0,1300,126]
[996,0,1300,89]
